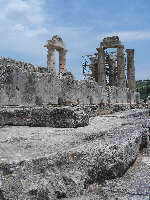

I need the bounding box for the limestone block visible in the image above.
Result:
[0,109,149,199]
[0,106,89,128]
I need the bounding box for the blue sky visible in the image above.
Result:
[0,0,149,80]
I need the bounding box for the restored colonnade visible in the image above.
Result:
[95,36,136,90]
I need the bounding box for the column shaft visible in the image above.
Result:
[59,50,67,73]
[47,47,56,75]
[126,49,136,91]
[97,47,106,86]
[109,58,116,86]
[117,45,126,87]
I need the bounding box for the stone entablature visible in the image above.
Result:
[101,36,121,48]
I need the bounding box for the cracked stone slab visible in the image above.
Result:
[0,109,149,199]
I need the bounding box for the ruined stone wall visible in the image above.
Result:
[0,57,139,106]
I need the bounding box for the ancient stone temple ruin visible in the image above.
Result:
[0,35,139,106]
[1,35,150,200]
[44,35,67,74]
[83,36,136,91]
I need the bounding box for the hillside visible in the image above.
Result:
[136,79,150,102]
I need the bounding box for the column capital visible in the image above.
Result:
[117,45,124,49]
[96,47,104,53]
[126,49,134,53]
[59,49,68,53]
[44,43,55,50]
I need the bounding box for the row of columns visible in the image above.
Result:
[45,36,136,91]
[97,46,136,90]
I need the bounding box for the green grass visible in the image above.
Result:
[136,80,150,102]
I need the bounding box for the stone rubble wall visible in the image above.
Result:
[0,57,139,106]
[0,106,89,128]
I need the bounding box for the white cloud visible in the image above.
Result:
[5,0,29,12]
[25,28,48,37]
[0,0,49,66]
[0,0,49,40]
[13,24,25,32]
[13,24,48,37]
[0,0,48,27]
[97,30,150,42]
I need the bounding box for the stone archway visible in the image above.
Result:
[44,35,67,75]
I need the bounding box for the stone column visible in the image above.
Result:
[97,47,106,86]
[47,47,56,74]
[44,42,56,75]
[59,49,67,73]
[108,57,116,86]
[126,49,136,91]
[117,45,126,87]
[89,57,98,82]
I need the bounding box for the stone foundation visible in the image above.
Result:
[0,106,89,128]
[0,57,139,106]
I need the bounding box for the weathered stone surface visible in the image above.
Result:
[0,106,89,128]
[87,36,136,91]
[102,36,121,48]
[0,109,149,199]
[126,49,136,91]
[117,45,126,88]
[0,57,139,106]
[63,149,150,200]
[30,107,89,128]
[97,46,106,86]
[44,35,67,74]
[0,104,145,128]
[147,96,150,108]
